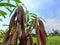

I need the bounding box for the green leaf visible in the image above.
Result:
[9,7,16,16]
[16,2,18,6]
[2,24,9,26]
[13,0,21,3]
[0,18,2,21]
[31,15,37,18]
[5,7,11,12]
[7,0,10,3]
[0,3,16,7]
[29,13,37,18]
[25,10,29,14]
[27,15,29,22]
[0,10,7,18]
[13,0,21,6]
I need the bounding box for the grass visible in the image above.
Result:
[0,36,60,45]
[32,36,60,45]
[46,36,60,45]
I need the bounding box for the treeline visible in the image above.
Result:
[48,29,60,36]
[0,29,60,37]
[31,29,60,37]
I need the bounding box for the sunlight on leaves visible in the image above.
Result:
[0,10,7,18]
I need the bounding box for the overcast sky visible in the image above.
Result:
[0,0,60,33]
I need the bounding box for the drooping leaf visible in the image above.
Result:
[0,3,16,7]
[35,18,41,45]
[2,9,16,45]
[38,17,46,23]
[0,10,7,18]
[39,20,47,45]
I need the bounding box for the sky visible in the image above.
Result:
[0,0,60,33]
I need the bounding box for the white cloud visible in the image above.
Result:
[45,18,60,33]
[57,9,60,17]
[21,0,39,12]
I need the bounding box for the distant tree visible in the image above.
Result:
[48,29,60,36]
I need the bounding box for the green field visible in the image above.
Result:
[32,36,60,45]
[46,36,60,45]
[0,36,60,45]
